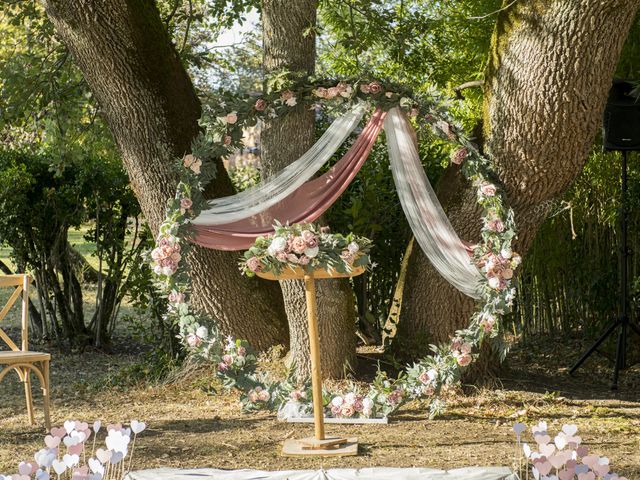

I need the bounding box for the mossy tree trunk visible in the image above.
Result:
[42,0,288,350]
[398,0,640,373]
[261,0,357,378]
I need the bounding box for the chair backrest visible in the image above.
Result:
[0,274,30,352]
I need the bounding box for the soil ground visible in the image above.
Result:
[1,336,639,477]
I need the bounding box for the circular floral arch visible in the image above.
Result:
[148,76,520,419]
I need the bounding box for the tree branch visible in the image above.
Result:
[453,80,484,99]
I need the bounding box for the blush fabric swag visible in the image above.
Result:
[190,107,482,298]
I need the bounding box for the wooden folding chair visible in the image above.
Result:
[0,274,51,430]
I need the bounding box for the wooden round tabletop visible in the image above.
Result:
[256,265,365,281]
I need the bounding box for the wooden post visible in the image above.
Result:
[303,273,325,441]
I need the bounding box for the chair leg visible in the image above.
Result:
[23,367,35,426]
[42,360,51,431]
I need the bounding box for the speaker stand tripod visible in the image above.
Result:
[569,150,640,389]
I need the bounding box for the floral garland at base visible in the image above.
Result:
[148,76,520,419]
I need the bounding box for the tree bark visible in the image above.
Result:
[261,0,357,378]
[398,0,640,364]
[42,0,288,350]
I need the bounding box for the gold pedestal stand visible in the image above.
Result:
[257,266,364,457]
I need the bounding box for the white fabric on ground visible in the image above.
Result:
[191,104,366,226]
[126,467,517,480]
[385,108,484,299]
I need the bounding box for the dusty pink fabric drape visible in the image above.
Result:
[191,109,385,250]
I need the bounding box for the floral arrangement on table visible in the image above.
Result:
[0,419,146,480]
[147,73,521,419]
[240,222,372,277]
[512,422,629,480]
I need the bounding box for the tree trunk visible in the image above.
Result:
[398,0,640,366]
[261,0,357,378]
[42,0,288,350]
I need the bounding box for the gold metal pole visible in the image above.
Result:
[303,273,325,441]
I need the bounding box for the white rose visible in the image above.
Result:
[331,396,343,408]
[267,237,287,256]
[304,246,319,258]
[196,326,208,339]
[488,277,501,289]
[347,242,359,254]
[344,392,356,405]
[500,248,512,259]
[362,397,373,409]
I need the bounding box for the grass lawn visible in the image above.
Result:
[0,338,638,477]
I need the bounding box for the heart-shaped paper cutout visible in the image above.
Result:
[106,423,122,432]
[555,434,568,450]
[549,454,568,469]
[50,427,66,439]
[523,443,532,458]
[63,454,79,468]
[52,460,67,476]
[562,424,578,437]
[558,469,575,480]
[130,420,146,434]
[576,446,588,457]
[67,443,84,456]
[93,420,102,433]
[537,461,553,476]
[575,464,590,475]
[109,452,124,465]
[577,472,595,480]
[95,449,111,464]
[535,434,552,446]
[540,443,556,458]
[75,422,89,432]
[594,463,610,476]
[63,420,76,434]
[34,449,56,468]
[532,467,540,480]
[105,431,130,454]
[532,421,548,434]
[88,458,104,475]
[36,470,50,480]
[44,435,61,449]
[582,455,600,470]
[18,462,33,476]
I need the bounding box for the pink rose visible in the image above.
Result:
[281,90,294,101]
[225,112,238,124]
[422,385,435,396]
[480,317,495,333]
[456,353,472,366]
[418,372,430,385]
[223,135,232,146]
[336,82,348,92]
[341,251,355,264]
[298,255,310,265]
[368,81,382,94]
[275,251,288,262]
[359,83,371,94]
[301,230,318,248]
[222,354,233,365]
[257,389,270,402]
[291,236,307,254]
[247,390,258,403]
[186,334,201,348]
[168,290,185,304]
[353,399,364,412]
[340,405,355,418]
[327,87,340,99]
[487,219,505,232]
[237,346,246,356]
[286,253,299,264]
[180,197,193,212]
[451,147,468,165]
[246,256,262,273]
[331,405,341,416]
[254,99,266,111]
[290,390,304,401]
[502,268,514,280]
[480,182,497,197]
[387,389,404,405]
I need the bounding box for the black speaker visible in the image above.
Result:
[603,79,640,151]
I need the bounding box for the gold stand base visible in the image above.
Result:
[282,436,358,457]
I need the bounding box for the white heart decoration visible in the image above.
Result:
[562,424,578,437]
[63,435,79,447]
[539,443,556,458]
[105,430,130,454]
[62,454,79,468]
[95,449,111,464]
[130,420,146,434]
[89,473,104,480]
[93,421,102,433]
[18,462,33,476]
[88,458,104,475]
[554,434,567,450]
[70,430,86,443]
[523,443,532,458]
[63,420,76,434]
[532,466,540,480]
[532,421,548,434]
[34,449,56,468]
[44,435,60,449]
[52,460,67,476]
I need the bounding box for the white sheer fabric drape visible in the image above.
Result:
[385,108,483,299]
[191,104,366,226]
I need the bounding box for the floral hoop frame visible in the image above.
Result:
[148,76,520,419]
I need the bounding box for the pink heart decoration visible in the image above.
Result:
[540,443,556,458]
[594,463,610,476]
[44,435,60,449]
[75,422,89,431]
[532,421,548,434]
[550,454,568,469]
[50,427,66,438]
[535,434,552,445]
[12,475,30,480]
[577,472,595,480]
[559,469,575,480]
[576,446,589,457]
[582,455,600,470]
[566,460,578,469]
[106,423,122,432]
[95,449,111,464]
[537,461,553,476]
[18,462,33,476]
[567,436,582,445]
[67,443,84,456]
